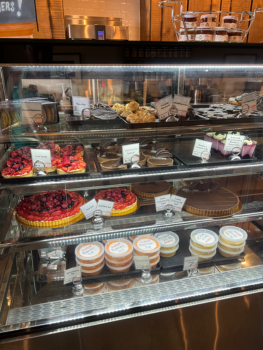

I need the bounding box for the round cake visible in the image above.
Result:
[94,188,137,215]
[131,181,171,198]
[56,158,86,174]
[16,190,85,228]
[2,161,33,178]
[176,181,241,218]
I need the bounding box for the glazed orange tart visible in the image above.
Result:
[56,158,86,174]
[2,161,33,178]
[94,188,137,215]
[16,190,85,228]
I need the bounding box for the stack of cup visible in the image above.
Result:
[218,226,247,257]
[154,231,179,257]
[107,279,134,291]
[105,239,133,273]
[189,229,218,261]
[133,235,161,268]
[75,242,105,277]
[129,234,152,243]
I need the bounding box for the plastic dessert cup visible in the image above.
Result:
[190,229,218,250]
[133,236,160,257]
[150,257,160,269]
[106,260,133,273]
[189,246,216,261]
[160,245,179,258]
[190,241,216,256]
[218,141,256,157]
[75,242,104,264]
[219,262,241,271]
[81,263,105,277]
[219,226,247,246]
[218,239,245,253]
[133,252,160,264]
[105,239,133,263]
[218,246,244,258]
[107,279,133,291]
[154,232,179,252]
[105,256,133,268]
[76,256,105,271]
[84,283,105,295]
[198,266,214,275]
[129,234,153,242]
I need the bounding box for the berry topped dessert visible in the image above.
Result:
[11,146,32,161]
[60,144,84,156]
[37,141,60,154]
[2,161,33,178]
[7,156,32,167]
[16,190,85,228]
[56,158,86,174]
[94,188,137,215]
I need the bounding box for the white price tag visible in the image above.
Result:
[21,101,42,124]
[31,149,52,168]
[242,92,257,114]
[134,255,150,270]
[154,194,171,212]
[46,250,64,259]
[47,264,57,270]
[72,96,90,116]
[223,134,245,152]
[170,194,186,212]
[97,199,114,217]
[155,95,173,120]
[80,198,97,220]
[64,266,81,285]
[172,95,191,117]
[122,143,140,164]
[183,256,198,271]
[192,139,212,159]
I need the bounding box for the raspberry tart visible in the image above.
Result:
[61,144,84,156]
[37,141,60,154]
[94,188,137,216]
[16,190,85,228]
[11,146,32,161]
[2,161,33,178]
[7,156,32,167]
[39,152,62,173]
[56,158,86,174]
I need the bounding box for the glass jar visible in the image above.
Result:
[228,30,243,42]
[180,14,198,29]
[200,14,217,28]
[195,27,213,42]
[214,27,228,42]
[178,28,195,41]
[223,15,238,29]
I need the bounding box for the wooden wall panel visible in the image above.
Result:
[231,0,252,33]
[34,0,53,39]
[150,0,162,41]
[248,0,263,42]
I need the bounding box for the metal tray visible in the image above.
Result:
[172,139,259,167]
[159,227,245,273]
[0,141,90,185]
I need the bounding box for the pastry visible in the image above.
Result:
[94,188,137,215]
[61,144,84,156]
[16,190,85,228]
[97,151,121,164]
[100,158,127,171]
[116,101,156,123]
[37,142,60,154]
[90,103,119,120]
[95,140,118,155]
[147,148,173,167]
[131,181,171,198]
[56,158,86,174]
[7,156,32,167]
[39,152,61,173]
[2,161,33,178]
[176,181,241,217]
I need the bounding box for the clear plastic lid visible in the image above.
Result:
[150,257,160,267]
[215,27,227,30]
[134,251,159,260]
[219,226,247,242]
[76,256,104,267]
[189,246,216,259]
[223,15,238,21]
[160,245,179,254]
[106,259,133,271]
[154,231,179,248]
[182,13,197,18]
[105,239,133,259]
[190,241,216,253]
[218,238,246,249]
[133,236,160,254]
[108,279,132,287]
[84,282,104,290]
[201,14,217,19]
[75,242,104,261]
[191,229,219,247]
[80,262,105,273]
[218,245,244,255]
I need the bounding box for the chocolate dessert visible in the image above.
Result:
[100,158,127,171]
[176,181,241,217]
[131,181,171,198]
[147,148,173,167]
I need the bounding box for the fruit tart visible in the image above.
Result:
[60,144,84,156]
[33,152,62,173]
[37,141,60,153]
[2,161,33,178]
[16,190,85,228]
[56,158,86,174]
[94,188,137,215]
[7,156,32,167]
[11,146,32,161]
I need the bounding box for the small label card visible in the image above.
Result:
[192,139,212,159]
[134,255,150,270]
[31,149,52,168]
[155,194,171,212]
[97,199,114,217]
[170,194,186,212]
[80,198,98,220]
[72,96,90,116]
[122,143,140,164]
[183,256,198,271]
[21,101,42,124]
[242,92,257,114]
[64,266,81,285]
[172,95,191,117]
[155,95,173,120]
[223,134,245,153]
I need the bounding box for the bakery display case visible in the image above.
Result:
[2,42,263,346]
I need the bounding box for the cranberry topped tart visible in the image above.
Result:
[60,144,84,156]
[2,161,33,178]
[94,188,137,215]
[56,158,86,174]
[16,190,85,228]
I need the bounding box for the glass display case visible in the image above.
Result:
[1,42,263,346]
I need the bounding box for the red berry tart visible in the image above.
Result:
[37,141,60,153]
[94,188,137,215]
[7,157,32,167]
[33,151,62,173]
[2,161,33,178]
[11,146,32,160]
[56,158,86,174]
[61,144,84,156]
[16,190,85,228]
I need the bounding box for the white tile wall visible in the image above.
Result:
[63,0,140,40]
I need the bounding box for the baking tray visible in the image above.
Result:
[0,141,91,185]
[172,139,259,167]
[159,227,245,273]
[66,114,124,129]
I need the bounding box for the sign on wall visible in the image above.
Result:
[0,0,36,24]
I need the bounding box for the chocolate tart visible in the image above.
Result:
[97,153,121,164]
[147,158,173,167]
[100,160,127,171]
[131,181,171,198]
[176,181,241,218]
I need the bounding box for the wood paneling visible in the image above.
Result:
[150,0,162,41]
[248,0,263,42]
